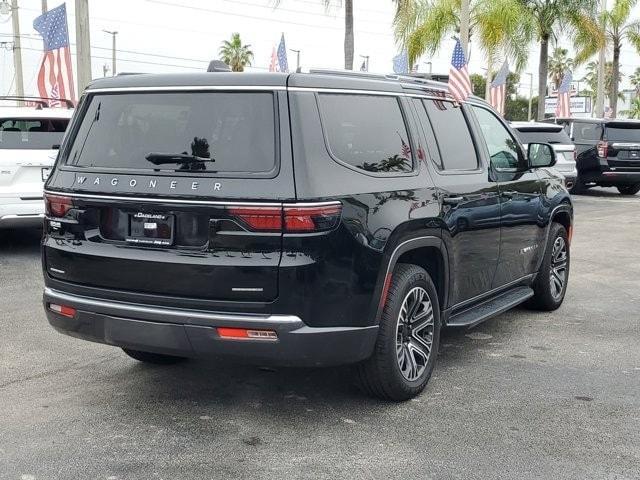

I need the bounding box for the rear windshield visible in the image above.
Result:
[64,92,277,175]
[514,128,571,145]
[605,125,640,142]
[0,117,68,150]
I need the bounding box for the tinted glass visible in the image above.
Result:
[64,92,276,175]
[472,106,522,169]
[514,128,571,145]
[319,94,413,174]
[605,125,640,142]
[573,122,603,141]
[0,117,68,150]
[421,99,478,170]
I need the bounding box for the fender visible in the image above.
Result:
[533,202,573,274]
[369,234,449,326]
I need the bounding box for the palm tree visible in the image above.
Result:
[219,33,254,72]
[548,47,574,90]
[622,97,640,118]
[630,67,640,95]
[577,0,640,116]
[273,1,354,70]
[393,0,533,98]
[581,60,624,106]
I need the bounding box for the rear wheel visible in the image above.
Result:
[122,348,187,365]
[356,264,440,401]
[569,175,587,194]
[527,223,570,311]
[617,184,640,196]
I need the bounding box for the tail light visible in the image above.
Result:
[597,141,608,158]
[48,303,77,318]
[44,193,73,218]
[228,202,341,233]
[217,327,277,340]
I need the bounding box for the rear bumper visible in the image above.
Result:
[43,287,378,367]
[583,169,640,186]
[0,198,44,228]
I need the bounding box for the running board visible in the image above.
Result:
[447,286,534,328]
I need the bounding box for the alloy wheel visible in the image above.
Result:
[549,236,568,301]
[395,286,435,381]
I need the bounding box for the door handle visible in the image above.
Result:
[442,196,465,205]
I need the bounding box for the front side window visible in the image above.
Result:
[0,118,68,150]
[318,94,413,174]
[421,99,478,170]
[472,106,523,170]
[64,92,277,175]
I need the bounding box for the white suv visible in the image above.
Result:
[0,100,72,228]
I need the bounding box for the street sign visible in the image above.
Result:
[545,96,591,115]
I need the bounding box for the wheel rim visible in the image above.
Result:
[549,236,568,301]
[395,286,434,381]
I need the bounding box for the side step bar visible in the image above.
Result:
[447,286,534,329]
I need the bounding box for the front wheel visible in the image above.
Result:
[527,223,570,311]
[356,264,440,401]
[617,184,640,196]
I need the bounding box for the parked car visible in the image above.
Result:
[0,97,73,228]
[511,121,577,191]
[548,117,640,195]
[41,72,572,400]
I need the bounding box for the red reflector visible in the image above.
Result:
[597,141,608,159]
[49,303,77,318]
[44,194,73,218]
[284,204,342,232]
[379,272,393,310]
[217,327,277,340]
[567,225,573,245]
[227,207,282,231]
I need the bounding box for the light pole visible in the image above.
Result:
[527,72,534,121]
[596,0,607,117]
[103,29,118,76]
[424,61,432,75]
[289,49,300,72]
[359,55,369,71]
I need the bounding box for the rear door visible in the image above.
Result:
[44,88,294,303]
[604,122,640,172]
[0,117,68,199]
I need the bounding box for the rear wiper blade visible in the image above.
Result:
[145,152,215,165]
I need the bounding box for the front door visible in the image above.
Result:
[469,105,545,287]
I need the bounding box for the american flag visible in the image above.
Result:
[393,50,408,74]
[268,46,278,72]
[448,39,472,103]
[555,70,572,118]
[489,61,509,116]
[277,34,288,73]
[33,3,75,106]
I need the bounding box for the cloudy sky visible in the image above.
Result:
[1,0,639,99]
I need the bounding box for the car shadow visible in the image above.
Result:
[0,228,42,254]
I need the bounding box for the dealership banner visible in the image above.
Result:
[545,96,592,115]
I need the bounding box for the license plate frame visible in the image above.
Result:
[126,212,175,246]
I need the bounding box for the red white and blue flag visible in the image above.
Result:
[277,34,289,73]
[489,61,509,116]
[33,3,75,106]
[448,39,472,103]
[555,70,572,118]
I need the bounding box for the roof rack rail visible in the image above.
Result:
[0,95,74,109]
[307,69,448,89]
[308,69,391,81]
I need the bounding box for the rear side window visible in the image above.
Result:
[573,123,602,142]
[0,118,68,150]
[420,99,478,170]
[605,125,640,142]
[514,128,571,145]
[64,92,277,175]
[318,94,413,174]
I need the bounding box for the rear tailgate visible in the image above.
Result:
[605,123,640,170]
[0,149,55,198]
[43,88,296,303]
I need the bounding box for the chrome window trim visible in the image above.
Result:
[87,85,287,93]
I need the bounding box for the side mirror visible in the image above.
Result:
[528,142,556,168]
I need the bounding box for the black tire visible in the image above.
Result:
[356,264,440,401]
[569,175,586,195]
[122,348,187,365]
[527,223,570,311]
[616,184,640,196]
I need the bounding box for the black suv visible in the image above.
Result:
[42,72,572,400]
[550,117,640,195]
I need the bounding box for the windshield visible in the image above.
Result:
[0,117,68,150]
[64,92,277,175]
[605,125,640,143]
[514,128,571,145]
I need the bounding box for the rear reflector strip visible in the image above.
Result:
[217,327,278,340]
[48,303,77,318]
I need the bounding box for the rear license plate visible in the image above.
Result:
[127,212,174,246]
[41,167,51,181]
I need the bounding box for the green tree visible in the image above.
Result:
[582,60,624,106]
[622,97,640,118]
[630,67,640,95]
[219,33,254,72]
[471,72,533,120]
[548,47,574,90]
[393,0,533,97]
[577,0,640,116]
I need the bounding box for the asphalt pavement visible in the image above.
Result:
[1,188,639,480]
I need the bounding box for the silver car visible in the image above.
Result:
[511,122,577,191]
